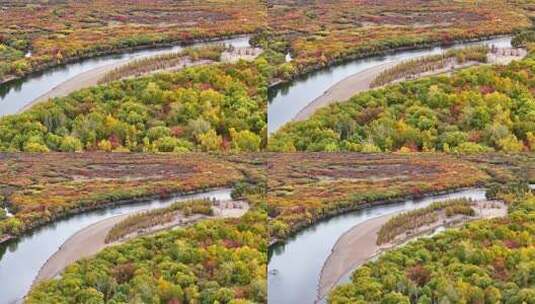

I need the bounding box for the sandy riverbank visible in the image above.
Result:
[317,200,507,301]
[19,60,128,113]
[33,200,248,287]
[293,62,397,122]
[33,213,129,284]
[293,48,526,123]
[316,213,391,301]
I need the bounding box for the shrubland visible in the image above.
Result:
[0,0,266,83]
[267,153,490,240]
[0,153,256,241]
[263,0,531,83]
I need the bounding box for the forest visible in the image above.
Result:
[0,59,268,152]
[0,0,266,83]
[28,211,267,304]
[328,181,535,304]
[269,44,535,152]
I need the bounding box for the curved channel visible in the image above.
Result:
[267,188,487,304]
[0,36,250,117]
[268,36,512,133]
[0,188,232,304]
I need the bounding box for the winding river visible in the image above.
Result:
[268,36,512,133]
[0,36,250,117]
[0,188,232,304]
[268,188,487,304]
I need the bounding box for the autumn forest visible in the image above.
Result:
[3,1,535,304]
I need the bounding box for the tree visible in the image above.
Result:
[60,136,83,152]
[154,136,191,152]
[24,142,50,152]
[97,140,113,152]
[198,130,223,151]
[230,129,261,152]
[498,135,524,152]
[381,292,410,304]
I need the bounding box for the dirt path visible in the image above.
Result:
[293,62,396,122]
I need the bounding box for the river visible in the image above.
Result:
[267,188,487,304]
[0,36,250,117]
[0,188,232,304]
[268,36,512,133]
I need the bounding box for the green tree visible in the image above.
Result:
[60,136,83,152]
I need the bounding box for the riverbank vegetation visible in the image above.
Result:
[267,153,490,240]
[269,45,535,152]
[99,45,227,84]
[263,0,531,84]
[105,199,215,243]
[376,198,475,245]
[0,153,251,243]
[0,0,266,83]
[328,180,535,304]
[268,153,535,240]
[0,59,267,152]
[370,46,489,88]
